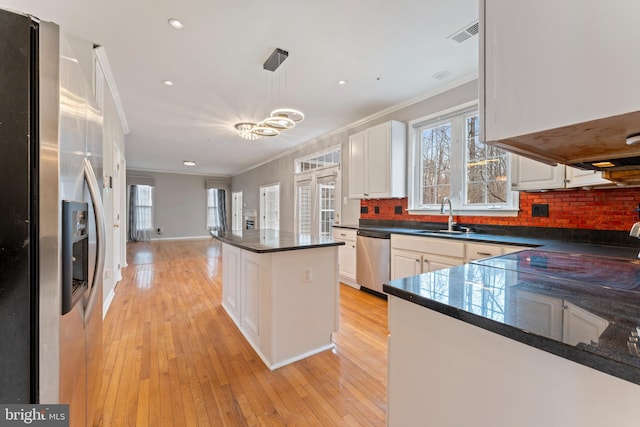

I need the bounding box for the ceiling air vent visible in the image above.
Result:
[448,21,479,44]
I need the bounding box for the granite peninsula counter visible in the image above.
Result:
[384,248,640,427]
[213,229,343,369]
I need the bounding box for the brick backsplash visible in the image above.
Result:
[359,188,640,231]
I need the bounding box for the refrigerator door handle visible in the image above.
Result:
[83,158,106,325]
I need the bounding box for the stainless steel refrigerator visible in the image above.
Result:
[0,8,105,427]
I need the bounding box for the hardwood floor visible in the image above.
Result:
[95,239,388,426]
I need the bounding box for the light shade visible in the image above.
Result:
[234,122,261,140]
[252,124,280,137]
[263,115,295,130]
[271,108,304,123]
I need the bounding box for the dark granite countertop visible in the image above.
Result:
[334,223,640,259]
[384,248,640,385]
[213,229,344,253]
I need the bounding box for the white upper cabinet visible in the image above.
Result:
[511,156,565,191]
[480,0,640,164]
[564,167,610,189]
[349,120,407,199]
[511,156,612,191]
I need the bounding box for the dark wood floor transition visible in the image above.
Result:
[95,239,388,426]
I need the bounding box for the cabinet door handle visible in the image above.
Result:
[415,259,420,263]
[351,245,356,248]
[340,233,347,237]
[477,252,492,256]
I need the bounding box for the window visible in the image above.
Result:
[408,103,518,215]
[294,146,341,236]
[260,184,280,230]
[128,184,154,242]
[296,147,341,173]
[206,188,227,231]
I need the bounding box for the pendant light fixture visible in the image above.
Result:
[246,48,304,139]
[234,122,262,140]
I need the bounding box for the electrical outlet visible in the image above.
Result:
[532,204,549,217]
[303,267,313,283]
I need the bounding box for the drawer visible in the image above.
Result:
[333,228,357,241]
[391,234,465,259]
[467,243,503,261]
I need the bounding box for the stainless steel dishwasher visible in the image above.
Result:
[356,229,391,296]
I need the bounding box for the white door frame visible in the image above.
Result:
[231,191,243,231]
[259,183,280,230]
[112,144,123,281]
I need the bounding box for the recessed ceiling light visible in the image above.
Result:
[183,160,196,166]
[168,18,184,29]
[337,80,347,85]
[162,80,174,86]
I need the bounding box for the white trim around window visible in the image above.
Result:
[407,101,519,217]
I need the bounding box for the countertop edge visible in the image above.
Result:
[334,224,640,258]
[383,284,640,386]
[213,234,344,254]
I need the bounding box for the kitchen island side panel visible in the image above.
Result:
[387,296,640,427]
[271,247,339,363]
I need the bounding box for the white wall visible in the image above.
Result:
[232,79,479,231]
[126,170,231,240]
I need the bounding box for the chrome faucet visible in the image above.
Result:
[440,197,456,231]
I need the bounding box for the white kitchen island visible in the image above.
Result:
[214,229,343,370]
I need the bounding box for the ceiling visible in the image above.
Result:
[2,0,479,176]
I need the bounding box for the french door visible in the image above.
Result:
[295,168,340,237]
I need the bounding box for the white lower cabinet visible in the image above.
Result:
[332,228,357,287]
[466,242,504,262]
[391,234,527,280]
[391,249,424,279]
[391,235,466,280]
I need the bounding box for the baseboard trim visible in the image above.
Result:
[103,287,116,319]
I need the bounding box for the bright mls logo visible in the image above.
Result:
[0,405,69,426]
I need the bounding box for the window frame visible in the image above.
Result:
[134,184,154,231]
[206,188,225,231]
[407,101,519,216]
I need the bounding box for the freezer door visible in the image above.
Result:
[55,29,105,427]
[0,8,35,403]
